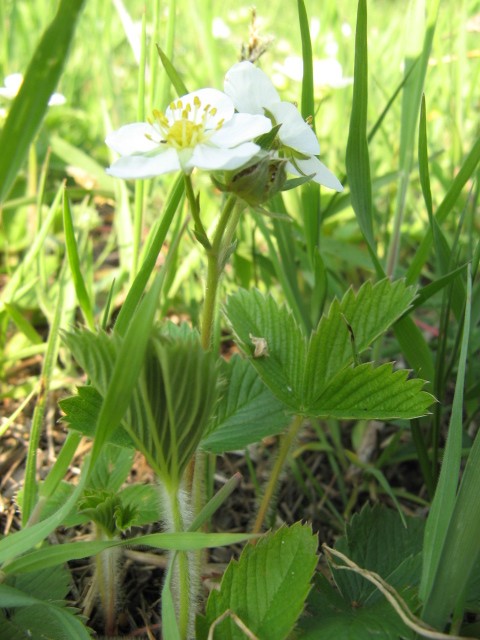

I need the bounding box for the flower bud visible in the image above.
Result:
[223,155,287,206]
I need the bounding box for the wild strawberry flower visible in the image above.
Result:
[0,73,66,106]
[224,61,343,192]
[105,87,272,179]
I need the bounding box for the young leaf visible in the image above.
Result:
[197,523,318,640]
[200,356,291,454]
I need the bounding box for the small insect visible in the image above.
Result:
[249,333,269,358]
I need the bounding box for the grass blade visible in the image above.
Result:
[420,266,472,607]
[114,173,184,336]
[0,0,86,203]
[63,189,95,330]
[345,0,383,277]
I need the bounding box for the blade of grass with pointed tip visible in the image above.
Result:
[156,44,188,98]
[345,0,383,277]
[420,266,472,605]
[3,532,257,575]
[63,189,95,330]
[114,173,184,336]
[297,0,321,268]
[0,0,86,204]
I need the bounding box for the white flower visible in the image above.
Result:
[0,73,66,106]
[105,87,271,179]
[224,61,343,191]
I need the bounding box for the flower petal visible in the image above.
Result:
[106,148,181,179]
[189,142,260,171]
[106,123,160,155]
[208,113,272,146]
[287,156,343,191]
[166,88,234,130]
[268,102,319,155]
[224,61,280,114]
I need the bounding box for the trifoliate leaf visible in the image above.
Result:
[224,283,434,420]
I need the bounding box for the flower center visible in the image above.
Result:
[148,95,224,150]
[165,119,203,149]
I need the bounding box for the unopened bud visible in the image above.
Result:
[224,155,287,206]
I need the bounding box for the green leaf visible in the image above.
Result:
[200,356,291,454]
[345,0,376,258]
[63,190,95,330]
[10,564,71,604]
[0,579,91,640]
[299,505,424,639]
[299,573,415,640]
[406,135,480,285]
[197,523,318,640]
[304,279,417,405]
[156,44,188,97]
[131,326,220,485]
[0,0,86,204]
[225,282,432,420]
[224,289,306,410]
[332,505,424,603]
[59,386,133,447]
[114,173,184,337]
[64,324,220,486]
[310,363,433,420]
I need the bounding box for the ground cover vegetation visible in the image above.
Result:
[0,0,479,638]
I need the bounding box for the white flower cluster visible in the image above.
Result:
[106,62,342,193]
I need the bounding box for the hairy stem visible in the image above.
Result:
[164,484,191,638]
[95,527,121,637]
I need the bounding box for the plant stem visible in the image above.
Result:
[95,527,120,637]
[200,193,240,351]
[166,484,191,638]
[253,414,304,534]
